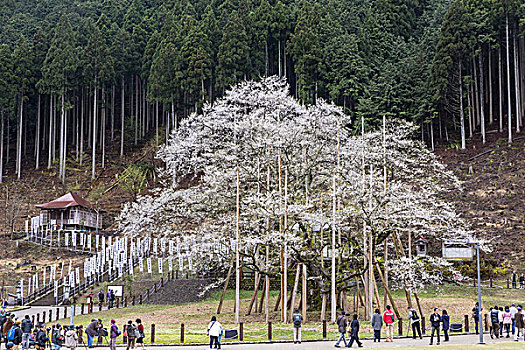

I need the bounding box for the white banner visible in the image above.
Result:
[139,259,144,273]
[65,231,69,247]
[168,257,173,272]
[153,238,158,255]
[158,258,163,274]
[129,258,133,275]
[147,258,152,274]
[76,267,80,284]
[88,234,92,250]
[169,240,174,255]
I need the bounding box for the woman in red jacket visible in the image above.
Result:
[135,319,145,350]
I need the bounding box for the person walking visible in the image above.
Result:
[85,319,99,348]
[490,306,500,339]
[20,316,32,350]
[383,305,395,342]
[514,307,524,341]
[520,274,524,289]
[52,324,64,350]
[125,321,137,350]
[408,307,422,339]
[64,326,78,350]
[206,316,222,349]
[503,307,512,338]
[442,310,450,342]
[334,311,348,347]
[429,308,441,345]
[110,291,116,308]
[109,319,121,350]
[109,320,120,350]
[371,308,382,342]
[135,319,145,350]
[292,309,303,344]
[98,290,104,304]
[347,314,363,348]
[512,271,518,289]
[510,303,518,335]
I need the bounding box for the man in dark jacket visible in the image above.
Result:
[13,321,23,349]
[85,320,99,348]
[334,311,348,348]
[472,302,481,334]
[490,306,500,339]
[347,314,363,348]
[35,324,49,350]
[429,308,441,345]
[442,310,450,342]
[98,291,104,304]
[21,315,33,350]
[52,324,64,350]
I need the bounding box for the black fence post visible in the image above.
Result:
[322,320,327,339]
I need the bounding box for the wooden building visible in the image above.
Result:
[34,192,103,232]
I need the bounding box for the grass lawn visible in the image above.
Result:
[42,283,525,345]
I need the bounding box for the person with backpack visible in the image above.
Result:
[383,305,395,342]
[429,308,441,345]
[515,307,525,341]
[347,314,363,348]
[109,320,120,350]
[334,311,348,347]
[490,306,500,339]
[371,308,382,342]
[125,321,137,350]
[292,308,302,344]
[135,319,144,350]
[52,324,64,350]
[3,314,14,348]
[206,316,222,349]
[408,306,422,339]
[34,324,49,350]
[472,302,481,335]
[20,315,32,350]
[7,320,22,350]
[64,325,78,350]
[503,306,513,338]
[442,310,450,342]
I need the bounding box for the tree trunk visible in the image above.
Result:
[92,81,97,179]
[48,94,53,169]
[0,108,3,183]
[80,88,85,166]
[514,31,521,133]
[459,62,466,149]
[499,44,503,132]
[473,57,480,127]
[62,93,67,183]
[468,86,473,139]
[35,94,41,169]
[135,75,139,145]
[488,45,493,125]
[155,100,159,147]
[17,92,23,180]
[111,84,115,141]
[479,52,486,143]
[121,76,125,157]
[60,90,65,183]
[506,13,512,144]
[102,86,106,169]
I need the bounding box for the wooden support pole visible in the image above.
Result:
[217,265,233,314]
[273,289,281,312]
[246,273,261,316]
[372,272,381,311]
[301,263,307,323]
[151,324,155,344]
[289,264,301,321]
[257,279,266,314]
[375,263,400,317]
[180,323,184,343]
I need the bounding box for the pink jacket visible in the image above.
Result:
[503,311,512,324]
[383,310,395,324]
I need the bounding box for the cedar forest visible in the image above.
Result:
[0,0,524,184]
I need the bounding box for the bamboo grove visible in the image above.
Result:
[0,0,524,184]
